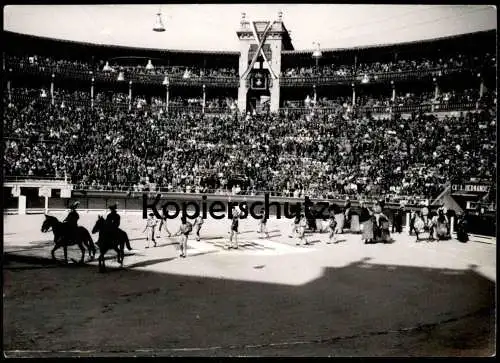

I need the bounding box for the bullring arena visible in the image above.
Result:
[3,4,497,357]
[3,206,496,357]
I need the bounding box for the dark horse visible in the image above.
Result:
[91,215,132,272]
[41,214,96,264]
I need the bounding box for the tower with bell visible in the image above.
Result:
[236,11,294,114]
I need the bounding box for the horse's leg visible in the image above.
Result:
[98,248,107,272]
[114,247,123,267]
[63,245,68,264]
[78,242,85,264]
[90,236,96,259]
[98,254,104,272]
[120,241,125,265]
[51,244,60,261]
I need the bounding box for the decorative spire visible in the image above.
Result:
[278,11,283,22]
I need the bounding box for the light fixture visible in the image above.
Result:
[153,10,166,32]
[312,42,322,59]
[103,61,113,72]
[146,59,154,70]
[117,71,125,81]
[183,69,190,79]
[362,74,369,84]
[162,76,170,86]
[41,89,47,98]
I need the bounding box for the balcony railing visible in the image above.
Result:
[279,102,477,115]
[280,67,467,87]
[6,62,239,87]
[7,59,481,89]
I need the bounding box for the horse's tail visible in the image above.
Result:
[87,231,96,252]
[80,226,96,252]
[120,229,132,250]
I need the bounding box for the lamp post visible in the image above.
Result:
[163,76,169,114]
[312,42,322,70]
[153,9,166,32]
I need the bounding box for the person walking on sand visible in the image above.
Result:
[143,213,158,248]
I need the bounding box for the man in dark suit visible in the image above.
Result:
[392,205,404,234]
[63,201,80,243]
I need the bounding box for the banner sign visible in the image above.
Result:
[251,71,268,90]
[61,188,72,198]
[39,186,52,198]
[11,185,21,197]
[452,184,490,193]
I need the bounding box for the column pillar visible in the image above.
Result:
[238,79,248,114]
[128,80,132,111]
[202,84,206,114]
[432,77,439,112]
[406,212,411,235]
[90,74,94,109]
[166,84,169,114]
[351,83,356,107]
[478,73,485,107]
[51,73,55,106]
[7,70,11,103]
[313,84,317,104]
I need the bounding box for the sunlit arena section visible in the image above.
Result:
[3,4,497,357]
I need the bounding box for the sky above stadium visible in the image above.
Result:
[3,4,497,52]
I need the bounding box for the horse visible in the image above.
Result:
[91,216,132,272]
[41,214,96,264]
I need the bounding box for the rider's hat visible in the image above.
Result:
[70,201,80,209]
[108,203,118,210]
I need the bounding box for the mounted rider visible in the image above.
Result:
[106,203,121,242]
[63,201,80,243]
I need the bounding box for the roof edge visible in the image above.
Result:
[3,30,240,56]
[282,29,496,55]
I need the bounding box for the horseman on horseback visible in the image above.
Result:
[105,203,121,244]
[63,201,80,243]
[106,203,121,229]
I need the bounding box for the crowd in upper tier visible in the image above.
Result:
[4,88,496,201]
[6,50,495,82]
[281,52,495,78]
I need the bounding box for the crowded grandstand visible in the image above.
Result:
[3,28,496,209]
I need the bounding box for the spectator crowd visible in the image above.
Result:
[3,88,496,201]
[281,52,495,79]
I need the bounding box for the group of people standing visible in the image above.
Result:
[339,199,469,244]
[64,198,469,261]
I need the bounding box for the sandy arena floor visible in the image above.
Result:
[3,212,496,357]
